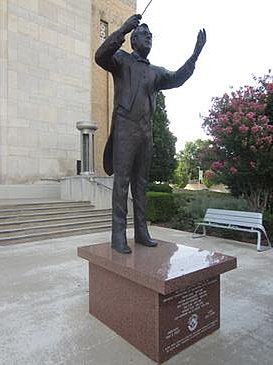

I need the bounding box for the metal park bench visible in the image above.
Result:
[193,208,271,252]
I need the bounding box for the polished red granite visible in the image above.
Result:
[78,240,236,294]
[78,240,237,363]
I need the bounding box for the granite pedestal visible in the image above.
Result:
[78,240,236,363]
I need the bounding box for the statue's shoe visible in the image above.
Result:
[111,242,132,254]
[135,236,158,247]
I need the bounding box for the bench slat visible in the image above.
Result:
[205,209,263,225]
[204,215,263,226]
[204,219,262,229]
[201,223,259,233]
[206,209,262,219]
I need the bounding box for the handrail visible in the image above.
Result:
[90,178,133,202]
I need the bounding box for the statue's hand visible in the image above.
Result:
[193,29,206,60]
[121,14,142,35]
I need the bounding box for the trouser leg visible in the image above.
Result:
[111,118,137,252]
[131,133,157,246]
[112,173,130,242]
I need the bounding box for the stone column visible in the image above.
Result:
[77,121,98,175]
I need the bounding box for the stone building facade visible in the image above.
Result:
[0,0,136,187]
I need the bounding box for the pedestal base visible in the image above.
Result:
[78,240,236,363]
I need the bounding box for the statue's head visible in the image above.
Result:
[130,24,152,58]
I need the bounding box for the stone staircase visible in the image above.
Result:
[0,201,134,245]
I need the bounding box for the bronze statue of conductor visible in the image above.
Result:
[95,14,206,253]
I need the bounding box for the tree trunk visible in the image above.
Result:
[247,186,270,213]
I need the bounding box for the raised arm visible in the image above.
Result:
[156,29,206,90]
[95,14,142,72]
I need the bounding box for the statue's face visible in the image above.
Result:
[133,26,152,56]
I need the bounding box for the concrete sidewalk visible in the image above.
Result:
[0,227,272,365]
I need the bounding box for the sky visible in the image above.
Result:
[136,0,273,151]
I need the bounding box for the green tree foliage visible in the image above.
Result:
[175,139,212,185]
[202,72,273,212]
[150,91,177,182]
[173,162,189,188]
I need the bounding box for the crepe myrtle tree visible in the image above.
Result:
[202,71,273,212]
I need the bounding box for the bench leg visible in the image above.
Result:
[192,224,206,239]
[257,230,271,251]
[262,229,272,249]
[257,231,261,252]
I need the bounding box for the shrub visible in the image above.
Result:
[147,183,173,193]
[203,170,216,188]
[173,167,189,188]
[146,192,175,222]
[171,191,249,234]
[171,207,196,232]
[263,212,273,241]
[146,189,272,243]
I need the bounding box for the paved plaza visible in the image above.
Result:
[0,226,272,365]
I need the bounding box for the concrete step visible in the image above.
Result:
[0,213,121,232]
[0,200,91,209]
[0,201,93,216]
[0,224,111,245]
[0,208,112,223]
[0,211,114,229]
[0,217,114,237]
[0,219,134,245]
[0,200,134,245]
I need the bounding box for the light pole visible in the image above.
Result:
[197,165,203,185]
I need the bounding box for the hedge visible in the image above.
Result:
[146,192,175,222]
[147,183,173,193]
[146,190,273,242]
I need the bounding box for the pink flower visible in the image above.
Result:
[263,136,273,144]
[260,115,269,124]
[225,127,233,134]
[254,103,266,112]
[219,115,229,123]
[246,112,256,121]
[211,161,223,170]
[233,114,240,123]
[250,161,257,169]
[255,138,262,146]
[204,170,215,179]
[255,136,273,145]
[230,166,238,174]
[251,125,262,133]
[238,124,249,133]
[266,83,273,93]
